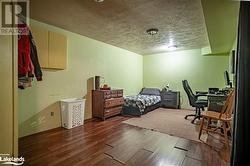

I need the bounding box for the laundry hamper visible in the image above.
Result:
[60,98,86,129]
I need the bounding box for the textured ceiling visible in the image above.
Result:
[30,0,209,55]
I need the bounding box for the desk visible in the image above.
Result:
[207,94,228,112]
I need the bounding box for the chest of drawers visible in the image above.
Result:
[92,89,124,120]
[161,90,180,109]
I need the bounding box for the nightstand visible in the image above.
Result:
[161,90,180,109]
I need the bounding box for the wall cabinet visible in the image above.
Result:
[48,32,67,69]
[30,25,49,68]
[30,24,67,69]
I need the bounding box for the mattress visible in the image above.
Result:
[123,95,161,113]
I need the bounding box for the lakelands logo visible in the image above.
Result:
[0,154,25,165]
[0,0,29,35]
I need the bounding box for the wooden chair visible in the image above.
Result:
[198,90,235,147]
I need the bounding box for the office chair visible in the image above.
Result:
[182,80,208,123]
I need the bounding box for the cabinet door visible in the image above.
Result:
[30,25,49,68]
[49,31,67,69]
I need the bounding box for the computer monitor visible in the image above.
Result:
[224,71,232,88]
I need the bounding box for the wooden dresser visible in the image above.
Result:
[92,89,124,120]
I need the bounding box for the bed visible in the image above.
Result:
[122,88,161,116]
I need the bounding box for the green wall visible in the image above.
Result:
[19,20,231,137]
[143,49,229,109]
[18,20,143,137]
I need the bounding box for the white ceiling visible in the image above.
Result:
[30,0,210,55]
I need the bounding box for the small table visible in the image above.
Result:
[207,93,228,112]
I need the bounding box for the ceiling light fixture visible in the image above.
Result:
[146,28,159,35]
[167,45,178,51]
[95,0,104,2]
[158,44,178,51]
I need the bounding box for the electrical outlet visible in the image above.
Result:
[51,112,54,116]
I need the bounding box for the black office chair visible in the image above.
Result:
[182,80,208,123]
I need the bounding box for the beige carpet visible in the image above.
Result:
[123,108,207,142]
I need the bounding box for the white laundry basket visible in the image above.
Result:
[60,98,86,129]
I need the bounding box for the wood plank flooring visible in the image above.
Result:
[19,116,230,166]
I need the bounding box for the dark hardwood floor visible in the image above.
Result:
[19,116,230,166]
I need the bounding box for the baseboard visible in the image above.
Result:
[19,118,95,139]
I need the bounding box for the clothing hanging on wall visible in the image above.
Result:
[18,23,31,77]
[18,22,43,89]
[29,31,43,81]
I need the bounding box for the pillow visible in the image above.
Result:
[140,88,161,96]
